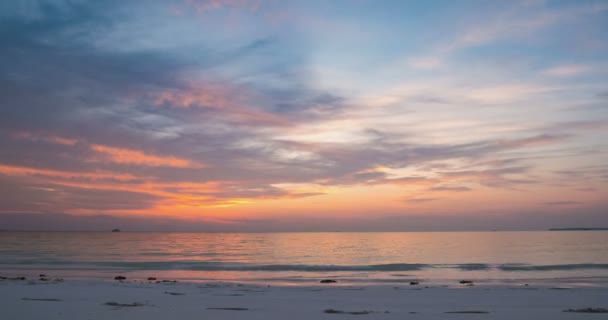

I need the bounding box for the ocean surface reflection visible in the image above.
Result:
[1,231,607,286]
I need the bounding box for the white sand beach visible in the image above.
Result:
[1,278,606,320]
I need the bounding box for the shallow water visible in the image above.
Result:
[1,231,607,286]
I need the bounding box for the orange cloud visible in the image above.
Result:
[0,161,327,215]
[12,131,78,146]
[47,136,79,146]
[0,164,139,182]
[89,144,203,168]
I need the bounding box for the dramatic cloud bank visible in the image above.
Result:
[0,0,607,230]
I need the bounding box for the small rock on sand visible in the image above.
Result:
[324,309,373,315]
[114,276,126,281]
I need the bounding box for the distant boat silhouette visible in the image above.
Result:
[111,229,121,232]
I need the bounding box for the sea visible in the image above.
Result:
[1,231,607,287]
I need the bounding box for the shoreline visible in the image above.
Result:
[2,268,608,289]
[1,277,607,319]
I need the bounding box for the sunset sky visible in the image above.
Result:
[1,0,607,231]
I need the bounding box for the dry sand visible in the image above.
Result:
[1,278,606,319]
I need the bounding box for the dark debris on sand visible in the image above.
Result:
[163,291,186,296]
[28,277,64,284]
[563,308,608,313]
[21,298,62,302]
[320,279,338,283]
[156,280,178,284]
[103,302,146,307]
[324,309,388,315]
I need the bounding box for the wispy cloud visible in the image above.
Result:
[407,2,608,73]
[152,83,290,126]
[541,201,583,206]
[429,186,472,192]
[13,132,78,146]
[0,164,139,182]
[407,57,442,70]
[405,197,439,203]
[89,145,203,168]
[182,0,263,13]
[543,64,590,77]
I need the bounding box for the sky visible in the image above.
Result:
[0,0,607,231]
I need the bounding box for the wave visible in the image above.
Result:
[1,260,607,272]
[498,263,608,271]
[0,260,429,271]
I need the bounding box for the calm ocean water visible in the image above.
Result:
[1,231,607,286]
